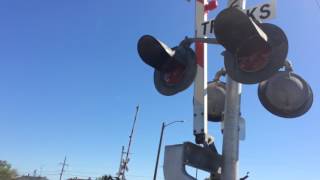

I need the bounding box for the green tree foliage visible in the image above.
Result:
[0,160,18,180]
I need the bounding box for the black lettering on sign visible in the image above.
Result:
[230,0,239,8]
[259,4,271,20]
[246,7,257,20]
[201,21,210,36]
[210,20,215,34]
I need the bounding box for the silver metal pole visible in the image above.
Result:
[222,1,245,180]
[222,77,241,180]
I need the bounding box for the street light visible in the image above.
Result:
[153,120,184,180]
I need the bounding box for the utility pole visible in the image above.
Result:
[118,105,139,180]
[33,169,37,177]
[59,156,67,180]
[221,1,245,180]
[116,146,125,177]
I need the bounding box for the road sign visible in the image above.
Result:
[200,0,276,37]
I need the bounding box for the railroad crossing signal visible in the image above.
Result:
[136,7,313,118]
[136,1,313,179]
[137,35,197,96]
[214,8,288,84]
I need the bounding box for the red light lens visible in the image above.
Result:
[164,63,186,84]
[238,46,271,72]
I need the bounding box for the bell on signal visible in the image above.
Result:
[258,71,313,118]
[207,81,226,122]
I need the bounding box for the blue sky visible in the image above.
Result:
[0,0,319,180]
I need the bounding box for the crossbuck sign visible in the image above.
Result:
[200,0,276,37]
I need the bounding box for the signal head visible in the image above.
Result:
[137,35,197,96]
[223,23,288,84]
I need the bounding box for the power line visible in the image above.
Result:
[66,170,106,175]
[64,173,152,179]
[63,173,98,179]
[126,174,153,178]
[45,173,61,176]
[41,170,61,173]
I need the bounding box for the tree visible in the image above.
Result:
[97,175,116,180]
[0,160,18,180]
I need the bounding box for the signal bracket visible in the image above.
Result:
[180,36,220,47]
